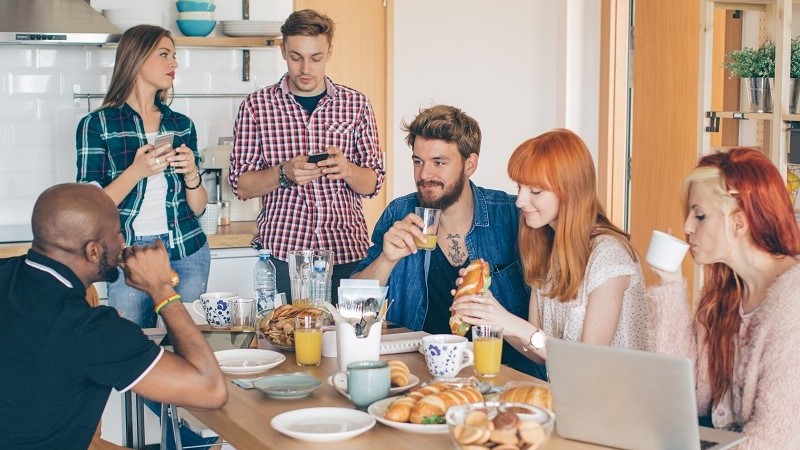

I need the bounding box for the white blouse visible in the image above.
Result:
[537,234,651,351]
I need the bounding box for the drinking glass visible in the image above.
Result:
[229,298,256,332]
[414,207,441,250]
[295,315,324,367]
[472,324,503,377]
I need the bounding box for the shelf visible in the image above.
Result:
[173,36,281,48]
[707,110,775,120]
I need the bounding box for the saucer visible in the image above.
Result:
[327,373,420,396]
[253,373,322,399]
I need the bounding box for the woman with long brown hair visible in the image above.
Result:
[76,25,209,329]
[650,147,800,448]
[452,129,650,368]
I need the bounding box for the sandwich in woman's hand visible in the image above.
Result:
[449,258,491,336]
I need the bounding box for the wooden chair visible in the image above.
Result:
[85,284,131,450]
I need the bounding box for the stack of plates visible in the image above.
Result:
[220,20,282,37]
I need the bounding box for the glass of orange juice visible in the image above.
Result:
[414,207,441,250]
[472,325,503,378]
[295,315,324,367]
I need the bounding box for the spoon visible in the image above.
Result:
[357,298,379,338]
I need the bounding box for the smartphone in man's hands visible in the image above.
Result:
[153,132,175,157]
[307,152,330,164]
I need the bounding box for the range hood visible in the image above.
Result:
[0,0,121,45]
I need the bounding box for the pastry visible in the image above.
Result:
[450,258,491,336]
[499,384,553,410]
[389,360,410,387]
[384,383,451,423]
[409,386,484,424]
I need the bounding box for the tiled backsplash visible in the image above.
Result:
[0,43,285,241]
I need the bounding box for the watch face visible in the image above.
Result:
[530,331,546,349]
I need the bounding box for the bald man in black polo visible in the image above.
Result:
[0,183,227,450]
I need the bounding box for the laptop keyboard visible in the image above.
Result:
[700,440,719,450]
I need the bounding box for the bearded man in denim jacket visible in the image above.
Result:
[353,105,544,379]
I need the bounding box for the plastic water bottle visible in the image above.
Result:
[254,249,277,314]
[309,260,328,307]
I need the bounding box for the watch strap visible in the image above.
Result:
[278,162,294,188]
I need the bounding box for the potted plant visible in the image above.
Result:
[723,40,775,112]
[790,36,800,113]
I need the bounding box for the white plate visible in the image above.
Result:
[327,374,420,396]
[367,396,449,434]
[270,407,376,442]
[214,349,285,375]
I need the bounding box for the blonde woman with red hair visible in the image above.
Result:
[452,128,650,370]
[650,147,800,448]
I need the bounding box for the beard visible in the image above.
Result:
[416,174,466,210]
[98,246,120,283]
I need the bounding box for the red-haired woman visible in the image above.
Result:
[452,128,650,368]
[650,147,800,448]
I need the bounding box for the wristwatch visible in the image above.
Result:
[527,328,547,351]
[278,162,294,188]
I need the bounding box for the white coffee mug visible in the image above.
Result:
[646,230,690,272]
[421,334,474,378]
[192,292,238,328]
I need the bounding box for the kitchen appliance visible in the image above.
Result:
[0,0,121,45]
[202,138,261,222]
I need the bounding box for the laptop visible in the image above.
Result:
[546,339,747,450]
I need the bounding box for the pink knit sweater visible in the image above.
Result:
[649,262,800,449]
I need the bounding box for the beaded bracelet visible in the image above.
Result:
[155,294,181,315]
[184,177,202,190]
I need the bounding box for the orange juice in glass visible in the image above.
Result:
[472,325,503,377]
[295,316,324,367]
[414,207,441,250]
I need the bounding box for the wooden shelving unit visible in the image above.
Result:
[172,36,280,48]
[699,0,794,179]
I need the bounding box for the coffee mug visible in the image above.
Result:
[422,334,474,378]
[646,230,690,272]
[332,360,391,410]
[192,292,238,328]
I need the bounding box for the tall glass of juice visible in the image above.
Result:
[472,324,503,377]
[295,315,324,367]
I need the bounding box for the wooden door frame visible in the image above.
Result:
[599,0,630,228]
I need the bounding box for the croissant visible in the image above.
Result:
[389,360,410,387]
[410,386,483,424]
[384,383,452,423]
[499,384,553,410]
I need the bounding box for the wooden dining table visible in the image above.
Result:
[185,327,611,450]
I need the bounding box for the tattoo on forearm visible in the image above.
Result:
[447,233,466,264]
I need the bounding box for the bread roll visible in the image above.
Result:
[388,360,410,387]
[450,259,491,336]
[499,384,553,410]
[384,383,451,423]
[410,386,483,424]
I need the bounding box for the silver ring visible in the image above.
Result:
[155,157,161,165]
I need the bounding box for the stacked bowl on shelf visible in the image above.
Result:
[176,0,217,37]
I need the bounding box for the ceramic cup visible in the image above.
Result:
[332,360,391,410]
[421,334,474,378]
[192,291,238,328]
[646,230,690,272]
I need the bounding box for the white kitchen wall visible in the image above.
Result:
[392,0,601,198]
[0,0,292,242]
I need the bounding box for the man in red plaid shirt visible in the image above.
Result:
[229,9,385,304]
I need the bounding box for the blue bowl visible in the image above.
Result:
[176,1,216,12]
[176,19,216,37]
